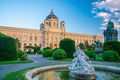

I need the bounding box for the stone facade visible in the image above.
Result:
[0,10,103,50]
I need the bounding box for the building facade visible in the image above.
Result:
[0,10,103,50]
[103,20,118,42]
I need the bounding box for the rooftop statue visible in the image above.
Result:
[107,20,114,30]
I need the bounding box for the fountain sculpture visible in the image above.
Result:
[68,47,96,79]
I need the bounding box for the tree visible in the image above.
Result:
[0,33,17,61]
[79,43,84,50]
[84,40,89,49]
[60,38,75,58]
[34,46,40,54]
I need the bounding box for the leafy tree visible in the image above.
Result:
[84,40,89,49]
[60,38,75,58]
[0,33,17,61]
[79,43,84,50]
[34,46,40,54]
[24,45,33,53]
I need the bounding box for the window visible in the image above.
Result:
[53,22,55,26]
[49,22,51,26]
[29,36,32,41]
[62,24,64,26]
[24,43,26,47]
[35,36,37,41]
[46,22,48,25]
[29,43,32,46]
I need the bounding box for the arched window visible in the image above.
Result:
[29,36,32,41]
[35,36,37,41]
[39,44,41,47]
[53,22,55,26]
[62,24,64,26]
[34,44,37,46]
[49,22,51,26]
[24,43,26,47]
[46,22,48,26]
[29,43,32,46]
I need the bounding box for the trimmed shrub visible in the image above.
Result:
[103,50,119,62]
[52,49,66,60]
[0,33,17,61]
[104,41,120,55]
[52,48,59,52]
[17,50,26,58]
[84,50,95,58]
[60,38,75,58]
[38,50,42,54]
[43,47,51,50]
[20,55,27,61]
[42,49,52,57]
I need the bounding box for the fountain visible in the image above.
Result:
[68,47,96,79]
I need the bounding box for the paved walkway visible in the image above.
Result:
[0,54,120,79]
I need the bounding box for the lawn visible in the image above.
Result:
[0,59,33,65]
[0,67,34,80]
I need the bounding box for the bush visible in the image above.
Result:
[52,49,66,60]
[52,48,59,52]
[103,50,119,61]
[17,50,26,58]
[43,47,51,50]
[104,41,120,55]
[84,50,95,58]
[42,49,52,57]
[60,38,75,58]
[38,50,42,54]
[20,55,27,61]
[0,33,17,61]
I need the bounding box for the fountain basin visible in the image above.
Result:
[26,64,120,80]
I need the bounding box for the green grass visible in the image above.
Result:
[0,59,33,65]
[47,57,73,61]
[0,67,36,80]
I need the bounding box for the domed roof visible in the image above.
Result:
[46,9,58,20]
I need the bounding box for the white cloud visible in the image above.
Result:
[93,0,120,12]
[96,12,111,19]
[114,22,120,29]
[92,0,120,29]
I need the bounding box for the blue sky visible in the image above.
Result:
[0,0,112,35]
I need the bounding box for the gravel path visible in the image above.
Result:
[0,54,120,79]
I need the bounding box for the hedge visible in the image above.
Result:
[0,33,17,61]
[60,38,75,58]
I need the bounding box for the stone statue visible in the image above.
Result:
[107,20,114,30]
[68,47,95,79]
